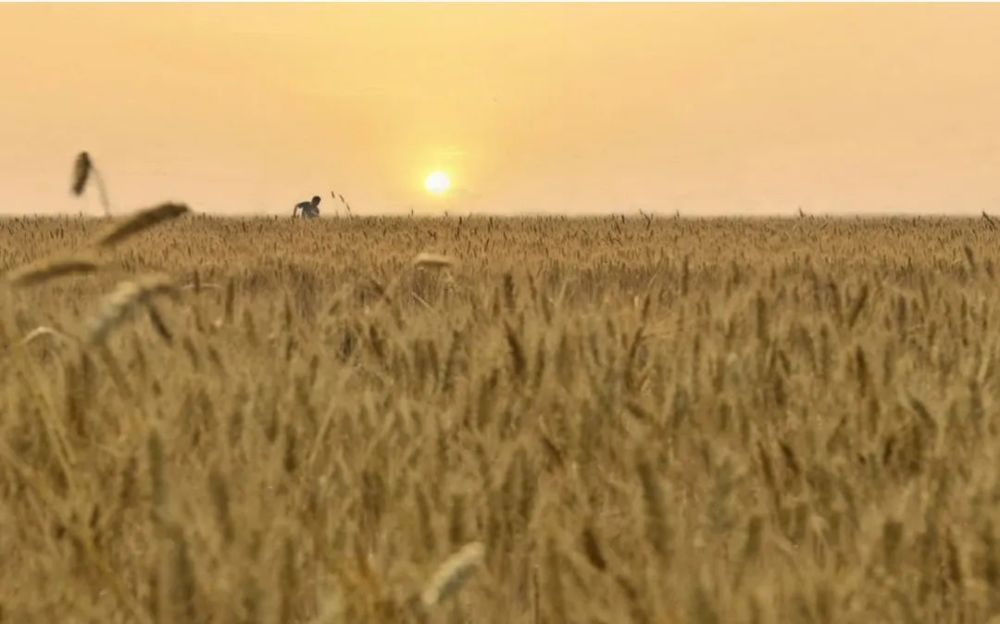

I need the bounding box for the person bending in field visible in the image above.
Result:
[293,195,321,219]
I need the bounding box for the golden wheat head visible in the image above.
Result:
[412,252,457,270]
[19,325,78,347]
[71,151,92,196]
[5,254,101,288]
[419,541,485,609]
[95,203,190,248]
[87,273,178,345]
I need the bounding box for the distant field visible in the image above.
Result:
[1,214,998,623]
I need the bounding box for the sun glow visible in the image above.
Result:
[424,171,451,195]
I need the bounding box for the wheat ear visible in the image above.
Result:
[419,542,485,609]
[5,254,101,288]
[94,203,190,248]
[86,274,179,345]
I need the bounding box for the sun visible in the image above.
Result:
[424,171,451,195]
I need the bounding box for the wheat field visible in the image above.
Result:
[1,212,998,623]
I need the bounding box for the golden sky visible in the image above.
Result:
[3,3,1000,216]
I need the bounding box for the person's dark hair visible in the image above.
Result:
[312,195,321,204]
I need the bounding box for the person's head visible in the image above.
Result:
[312,195,321,206]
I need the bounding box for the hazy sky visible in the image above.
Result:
[3,3,1000,216]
